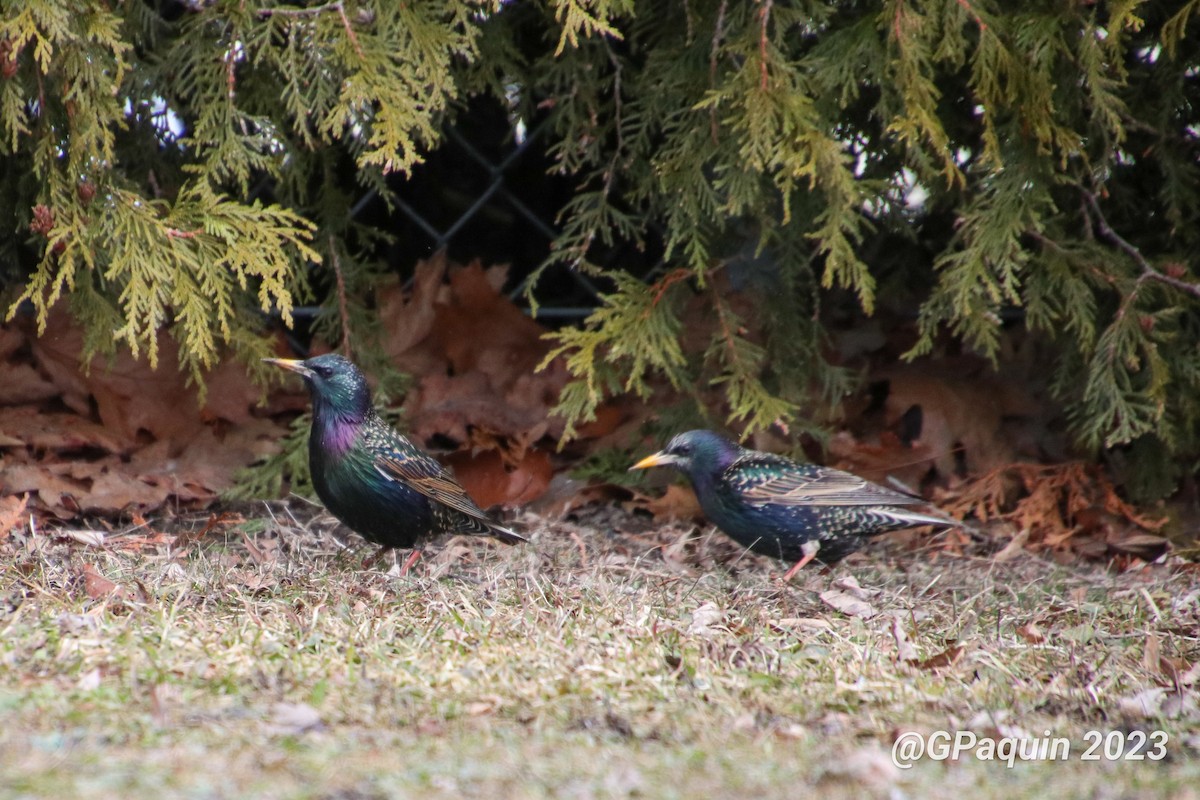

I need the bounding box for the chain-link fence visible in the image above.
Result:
[327,102,630,324]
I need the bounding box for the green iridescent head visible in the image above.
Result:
[629,429,743,478]
[263,353,372,422]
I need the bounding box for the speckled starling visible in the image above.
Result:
[264,354,525,571]
[630,429,951,579]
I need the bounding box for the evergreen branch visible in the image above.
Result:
[1082,188,1200,302]
[550,0,627,57]
[259,2,364,61]
[708,0,728,143]
[1163,0,1200,58]
[328,235,353,357]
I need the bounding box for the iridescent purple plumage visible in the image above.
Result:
[264,354,525,563]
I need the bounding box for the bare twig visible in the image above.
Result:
[955,0,987,32]
[648,268,691,310]
[258,1,342,19]
[757,0,772,91]
[225,39,237,102]
[1081,188,1200,301]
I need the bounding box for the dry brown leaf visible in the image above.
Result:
[827,430,935,490]
[942,462,1166,564]
[0,363,59,406]
[1143,634,1193,687]
[444,447,553,509]
[1143,632,1163,675]
[0,326,24,361]
[877,367,1027,478]
[30,306,260,446]
[529,478,632,519]
[992,528,1031,562]
[818,745,901,791]
[832,575,876,600]
[387,257,567,453]
[465,697,502,717]
[60,528,106,547]
[231,569,276,592]
[636,484,702,521]
[76,667,102,691]
[433,261,548,387]
[79,465,172,515]
[891,618,918,663]
[2,463,83,518]
[909,644,964,671]
[819,589,878,619]
[1118,689,1163,718]
[378,252,447,375]
[81,563,127,601]
[1108,533,1170,561]
[0,407,127,454]
[0,494,29,538]
[687,602,725,638]
[406,372,548,453]
[1015,622,1045,644]
[135,421,285,501]
[574,402,630,440]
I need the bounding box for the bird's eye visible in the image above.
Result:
[314,365,332,378]
[674,443,691,455]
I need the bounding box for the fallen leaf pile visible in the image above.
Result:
[831,364,1042,488]
[1,307,284,521]
[941,461,1170,564]
[372,252,573,506]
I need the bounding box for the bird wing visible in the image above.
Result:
[373,450,493,521]
[374,451,527,543]
[729,453,923,507]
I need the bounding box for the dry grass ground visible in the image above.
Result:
[1,503,1198,799]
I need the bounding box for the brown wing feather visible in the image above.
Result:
[732,454,922,508]
[374,454,493,522]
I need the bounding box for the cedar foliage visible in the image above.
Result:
[3,1,1200,500]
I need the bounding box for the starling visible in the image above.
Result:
[630,429,952,579]
[264,354,525,572]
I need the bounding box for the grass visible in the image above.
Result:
[1,504,1198,799]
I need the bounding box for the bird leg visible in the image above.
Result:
[781,541,822,582]
[398,548,423,576]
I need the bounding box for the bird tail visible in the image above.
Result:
[880,508,959,529]
[486,521,528,545]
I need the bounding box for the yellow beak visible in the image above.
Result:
[262,357,314,378]
[629,451,671,471]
